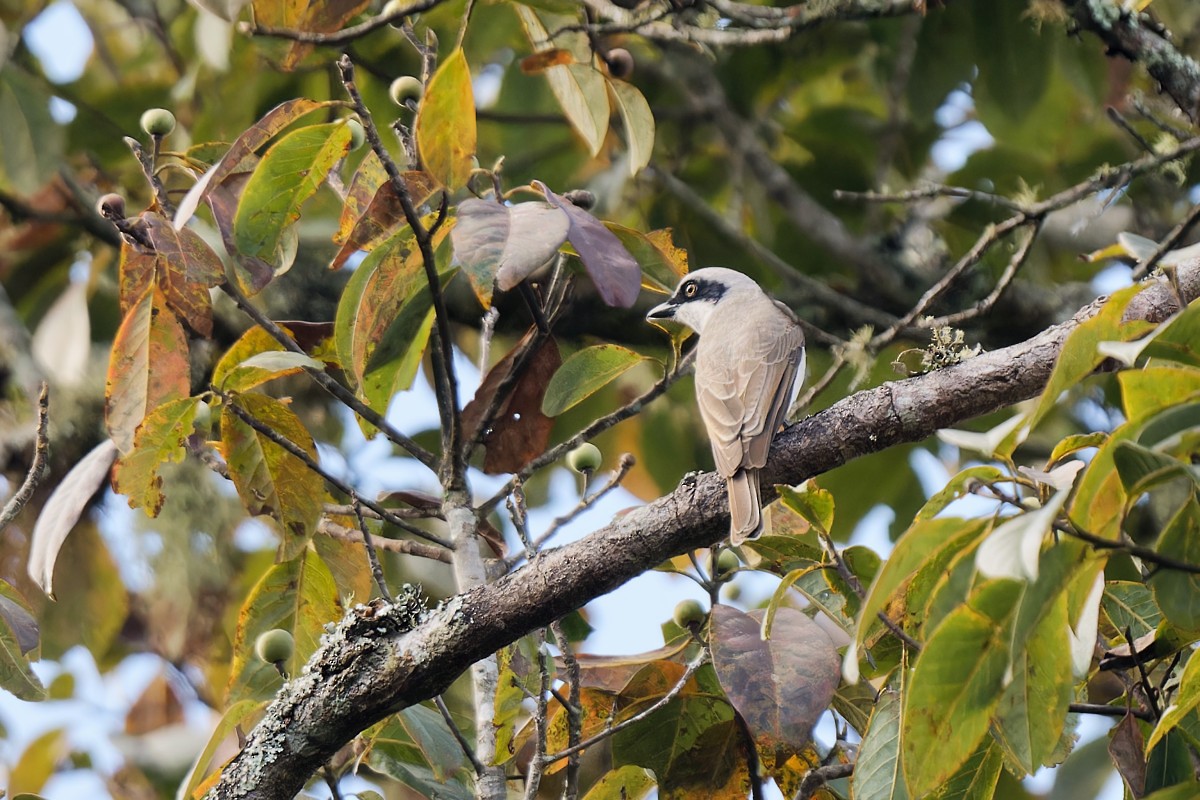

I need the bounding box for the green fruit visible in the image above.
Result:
[96,193,126,220]
[389,75,424,107]
[254,629,294,664]
[140,108,176,137]
[566,442,602,473]
[714,549,739,579]
[721,583,742,602]
[673,599,707,628]
[345,118,366,150]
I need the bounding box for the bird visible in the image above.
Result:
[647,268,805,544]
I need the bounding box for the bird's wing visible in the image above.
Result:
[696,316,805,477]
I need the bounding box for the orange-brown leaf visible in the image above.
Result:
[462,332,561,474]
[520,48,575,74]
[105,286,190,453]
[330,173,437,271]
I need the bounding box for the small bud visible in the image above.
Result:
[140,108,176,137]
[563,189,596,209]
[96,193,126,220]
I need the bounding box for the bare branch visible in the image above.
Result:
[318,518,452,563]
[0,383,49,530]
[218,391,453,549]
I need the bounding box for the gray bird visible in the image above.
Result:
[647,268,805,544]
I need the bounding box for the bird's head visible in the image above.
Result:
[645,267,762,335]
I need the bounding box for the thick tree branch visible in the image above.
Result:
[205,261,1200,800]
[1063,0,1200,120]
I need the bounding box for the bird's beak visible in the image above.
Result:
[646,300,675,321]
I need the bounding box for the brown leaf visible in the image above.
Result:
[330,173,437,270]
[143,212,223,336]
[1108,712,1145,797]
[462,331,561,474]
[118,241,156,318]
[334,150,387,246]
[125,673,185,735]
[520,48,576,74]
[709,605,840,761]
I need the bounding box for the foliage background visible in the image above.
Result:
[0,0,1199,798]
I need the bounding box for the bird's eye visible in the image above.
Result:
[683,281,697,298]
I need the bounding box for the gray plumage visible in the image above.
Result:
[647,268,805,544]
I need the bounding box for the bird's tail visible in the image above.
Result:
[727,470,762,545]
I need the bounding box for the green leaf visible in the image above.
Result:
[416,48,477,190]
[776,483,835,536]
[608,78,655,175]
[992,591,1072,775]
[1150,496,1200,633]
[178,699,263,799]
[221,393,323,560]
[613,676,747,797]
[0,65,64,194]
[494,638,543,764]
[213,323,335,393]
[543,345,648,416]
[1146,648,1200,753]
[1102,580,1162,641]
[915,465,1006,522]
[112,396,201,516]
[902,580,1021,797]
[850,686,908,800]
[582,765,656,800]
[226,549,341,703]
[929,739,1004,800]
[1029,283,1152,432]
[608,225,689,294]
[856,517,990,650]
[368,714,473,800]
[233,121,353,264]
[0,612,45,701]
[1120,366,1200,423]
[515,5,609,156]
[1147,729,1194,795]
[397,704,472,782]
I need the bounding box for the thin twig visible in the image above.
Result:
[550,621,582,800]
[318,518,451,563]
[338,55,464,487]
[218,281,438,470]
[542,650,709,767]
[354,503,393,602]
[479,352,695,515]
[1068,702,1153,721]
[794,762,854,800]
[0,383,50,530]
[509,453,636,563]
[833,184,1023,213]
[321,765,344,800]
[524,628,552,800]
[1132,201,1200,279]
[240,0,445,44]
[1107,106,1156,154]
[124,137,174,215]
[926,221,1044,328]
[434,695,485,777]
[1057,522,1200,576]
[218,392,453,549]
